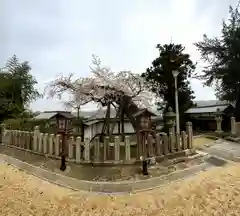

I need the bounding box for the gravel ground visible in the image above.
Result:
[1,161,240,216]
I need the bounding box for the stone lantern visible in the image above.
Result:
[215,108,223,133]
[164,107,176,134]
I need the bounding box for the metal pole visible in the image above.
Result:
[77,106,80,133]
[174,76,180,134]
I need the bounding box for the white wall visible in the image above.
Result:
[84,121,135,140]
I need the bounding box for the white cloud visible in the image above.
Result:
[2,0,236,111]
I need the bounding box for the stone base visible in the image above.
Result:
[1,143,197,167]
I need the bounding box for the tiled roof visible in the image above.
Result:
[34,112,58,120]
[72,110,97,119]
[34,111,75,120]
[185,105,229,114]
[195,100,230,107]
[84,107,117,122]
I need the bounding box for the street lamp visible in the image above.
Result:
[172,70,180,134]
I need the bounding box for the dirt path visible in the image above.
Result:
[1,162,240,216]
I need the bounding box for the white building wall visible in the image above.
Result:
[84,121,135,140]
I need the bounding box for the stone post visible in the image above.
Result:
[68,136,74,159]
[215,118,222,133]
[147,134,154,157]
[215,108,223,133]
[172,121,176,145]
[162,133,169,155]
[0,123,5,144]
[186,122,193,149]
[215,117,223,133]
[19,131,23,148]
[76,136,81,164]
[231,116,236,135]
[84,138,90,162]
[164,107,176,135]
[181,131,187,150]
[38,133,43,153]
[14,130,17,146]
[17,131,21,147]
[103,136,109,161]
[55,134,60,156]
[155,133,162,156]
[26,132,31,149]
[94,137,100,162]
[49,134,54,155]
[114,136,120,162]
[125,136,131,161]
[15,130,18,146]
[43,133,48,154]
[169,132,174,153]
[24,131,27,148]
[175,133,180,151]
[33,126,40,152]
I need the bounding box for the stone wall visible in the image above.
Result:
[0,122,193,164]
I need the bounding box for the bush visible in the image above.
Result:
[4,118,25,130]
[3,118,48,131]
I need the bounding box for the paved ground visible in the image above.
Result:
[203,139,240,161]
[1,160,240,215]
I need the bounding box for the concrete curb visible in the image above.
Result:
[0,153,215,194]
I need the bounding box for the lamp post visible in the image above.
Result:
[172,70,180,134]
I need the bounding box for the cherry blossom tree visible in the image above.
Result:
[45,55,154,108]
[45,55,155,139]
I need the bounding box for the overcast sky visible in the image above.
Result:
[1,0,239,111]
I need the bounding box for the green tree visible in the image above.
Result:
[141,43,196,128]
[195,6,240,121]
[0,55,42,121]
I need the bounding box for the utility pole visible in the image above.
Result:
[172,70,180,134]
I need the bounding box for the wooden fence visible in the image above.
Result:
[0,122,193,164]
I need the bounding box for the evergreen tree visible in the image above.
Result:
[0,55,42,121]
[195,6,240,120]
[141,43,196,128]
